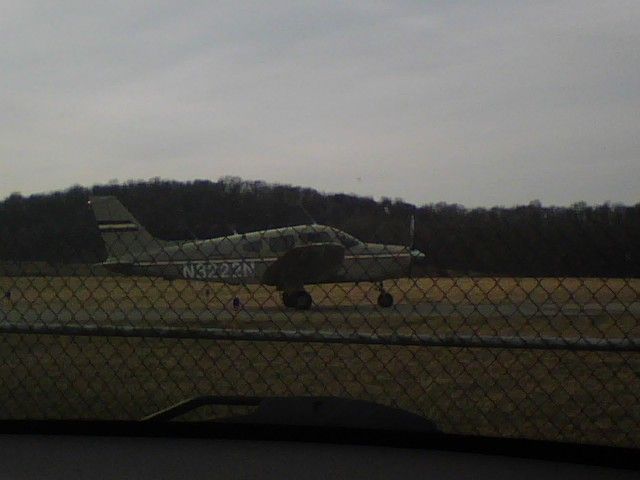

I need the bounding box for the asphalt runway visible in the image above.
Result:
[2,300,639,329]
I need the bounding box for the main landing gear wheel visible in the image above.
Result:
[282,290,313,310]
[377,292,394,308]
[282,291,292,307]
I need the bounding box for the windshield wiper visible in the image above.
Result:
[142,395,439,432]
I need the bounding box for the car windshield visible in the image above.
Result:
[1,1,639,453]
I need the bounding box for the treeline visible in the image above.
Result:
[1,177,638,277]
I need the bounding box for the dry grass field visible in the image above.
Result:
[0,276,639,447]
[4,276,639,311]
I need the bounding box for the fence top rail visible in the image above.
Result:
[1,322,638,352]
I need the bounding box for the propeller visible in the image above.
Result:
[408,209,425,277]
[409,213,416,250]
[297,194,317,225]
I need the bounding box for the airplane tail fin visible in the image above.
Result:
[89,196,164,261]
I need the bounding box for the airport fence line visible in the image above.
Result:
[0,196,639,448]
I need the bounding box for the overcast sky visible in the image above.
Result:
[1,1,638,206]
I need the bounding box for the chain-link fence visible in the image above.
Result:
[1,193,639,448]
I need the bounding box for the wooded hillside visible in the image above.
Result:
[1,178,638,277]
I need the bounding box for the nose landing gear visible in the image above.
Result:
[376,283,394,308]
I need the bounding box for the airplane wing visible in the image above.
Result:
[262,243,345,288]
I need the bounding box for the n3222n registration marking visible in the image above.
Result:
[182,261,256,280]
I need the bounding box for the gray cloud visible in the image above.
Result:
[1,1,639,206]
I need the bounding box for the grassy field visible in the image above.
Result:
[4,276,640,310]
[0,276,639,447]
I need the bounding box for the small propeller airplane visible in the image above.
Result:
[89,196,426,309]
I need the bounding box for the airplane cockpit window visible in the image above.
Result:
[336,232,359,248]
[268,235,296,252]
[242,239,262,253]
[300,232,332,244]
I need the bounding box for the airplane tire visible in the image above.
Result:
[293,291,312,310]
[377,292,393,308]
[282,292,293,308]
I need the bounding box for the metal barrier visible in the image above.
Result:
[1,193,638,448]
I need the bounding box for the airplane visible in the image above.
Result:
[89,196,426,310]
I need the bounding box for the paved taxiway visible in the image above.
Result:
[2,300,639,328]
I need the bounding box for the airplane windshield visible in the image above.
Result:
[336,232,359,248]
